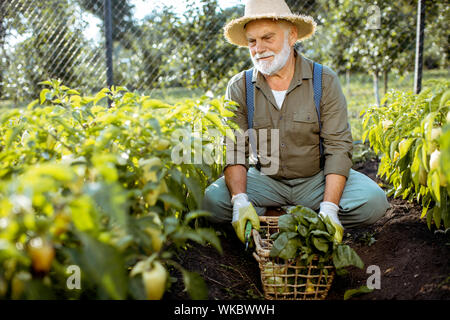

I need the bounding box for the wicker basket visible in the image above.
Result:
[253,216,335,300]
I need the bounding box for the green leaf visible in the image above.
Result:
[398,138,415,158]
[269,232,289,258]
[68,232,128,299]
[278,214,297,232]
[69,195,98,232]
[278,238,301,260]
[430,171,441,204]
[291,206,319,225]
[84,182,128,230]
[182,172,203,208]
[433,206,442,229]
[322,216,336,237]
[159,193,185,210]
[27,99,40,110]
[196,228,222,254]
[128,275,148,300]
[38,80,53,86]
[184,210,211,225]
[332,244,364,270]
[205,112,226,135]
[344,285,374,300]
[181,270,208,300]
[390,139,399,160]
[297,224,308,237]
[40,89,51,104]
[163,216,179,235]
[310,229,331,238]
[94,91,107,105]
[312,237,329,253]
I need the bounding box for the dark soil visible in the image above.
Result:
[166,159,450,300]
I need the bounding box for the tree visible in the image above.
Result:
[424,1,449,69]
[113,7,180,91]
[285,0,318,15]
[168,0,249,93]
[1,0,101,102]
[352,0,416,104]
[308,0,416,105]
[76,0,137,49]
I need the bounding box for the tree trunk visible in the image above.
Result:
[373,71,380,106]
[0,6,5,100]
[414,0,426,94]
[384,70,388,96]
[346,69,351,97]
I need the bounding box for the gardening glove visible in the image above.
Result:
[231,193,260,243]
[319,201,344,243]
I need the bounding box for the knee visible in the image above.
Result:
[202,182,232,224]
[360,185,390,226]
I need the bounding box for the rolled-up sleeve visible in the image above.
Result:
[223,73,250,172]
[320,68,353,178]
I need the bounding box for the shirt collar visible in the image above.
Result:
[252,49,313,91]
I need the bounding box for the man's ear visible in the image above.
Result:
[289,26,298,46]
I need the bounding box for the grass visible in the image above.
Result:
[147,87,205,105]
[0,100,15,110]
[341,69,448,141]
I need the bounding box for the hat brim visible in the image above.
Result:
[224,14,316,47]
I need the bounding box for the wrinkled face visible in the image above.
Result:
[245,19,297,75]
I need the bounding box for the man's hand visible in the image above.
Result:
[319,201,343,243]
[231,193,260,243]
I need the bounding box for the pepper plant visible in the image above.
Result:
[362,79,449,230]
[0,79,238,299]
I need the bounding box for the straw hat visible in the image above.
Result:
[224,0,316,47]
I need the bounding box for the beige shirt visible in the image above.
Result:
[224,51,353,180]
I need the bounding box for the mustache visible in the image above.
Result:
[254,51,275,60]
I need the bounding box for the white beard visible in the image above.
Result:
[250,36,291,76]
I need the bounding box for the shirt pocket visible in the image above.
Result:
[293,111,316,123]
[290,111,320,146]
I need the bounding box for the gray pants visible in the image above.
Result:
[202,168,390,229]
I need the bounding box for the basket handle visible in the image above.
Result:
[252,229,271,258]
[252,229,263,250]
[252,252,261,263]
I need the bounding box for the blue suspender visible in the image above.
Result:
[244,63,324,169]
[245,69,255,130]
[313,62,325,169]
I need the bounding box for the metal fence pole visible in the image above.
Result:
[104,0,113,107]
[414,0,425,94]
[0,3,5,100]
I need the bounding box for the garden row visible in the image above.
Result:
[0,80,237,299]
[362,79,449,230]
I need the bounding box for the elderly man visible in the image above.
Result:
[202,0,389,244]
